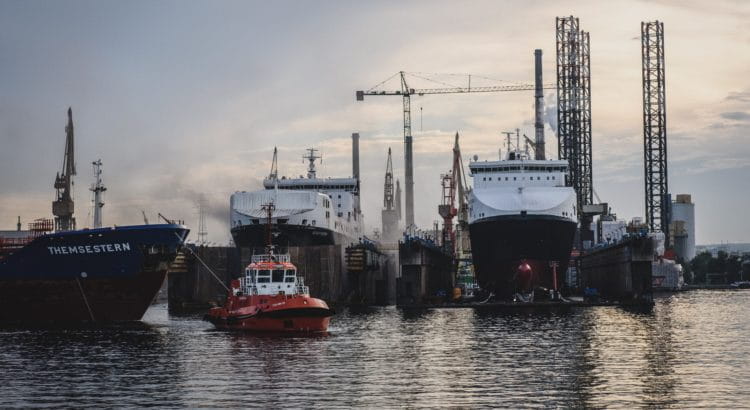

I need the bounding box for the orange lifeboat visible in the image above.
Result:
[205,249,333,332]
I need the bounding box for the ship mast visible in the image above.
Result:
[302,148,322,179]
[52,108,77,232]
[261,201,276,248]
[269,147,278,180]
[90,159,107,228]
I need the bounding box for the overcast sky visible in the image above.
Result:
[1,0,749,245]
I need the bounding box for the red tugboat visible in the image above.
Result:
[205,202,333,332]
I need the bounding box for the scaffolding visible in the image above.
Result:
[556,16,593,209]
[557,16,595,245]
[641,21,669,246]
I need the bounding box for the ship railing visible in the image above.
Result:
[296,277,310,295]
[251,253,291,263]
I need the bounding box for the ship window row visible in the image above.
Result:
[279,185,355,190]
[482,176,556,181]
[249,269,297,283]
[471,166,567,173]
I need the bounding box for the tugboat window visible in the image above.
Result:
[257,269,271,283]
[272,269,284,282]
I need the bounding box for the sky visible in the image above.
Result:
[1,0,749,245]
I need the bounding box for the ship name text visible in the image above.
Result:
[47,243,132,255]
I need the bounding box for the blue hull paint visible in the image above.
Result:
[0,224,189,321]
[0,224,188,280]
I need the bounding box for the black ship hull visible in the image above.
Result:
[231,224,354,249]
[469,214,577,299]
[0,271,168,322]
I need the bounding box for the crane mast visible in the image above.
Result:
[401,72,415,228]
[52,107,77,232]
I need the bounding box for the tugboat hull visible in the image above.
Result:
[205,295,333,332]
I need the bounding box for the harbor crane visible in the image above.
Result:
[52,107,77,232]
[356,70,555,229]
[438,133,471,257]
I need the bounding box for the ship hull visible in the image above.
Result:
[469,214,576,299]
[205,294,333,332]
[231,224,353,249]
[0,271,167,321]
[0,224,188,322]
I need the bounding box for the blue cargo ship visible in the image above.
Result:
[0,224,188,321]
[0,108,190,321]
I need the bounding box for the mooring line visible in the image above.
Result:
[175,233,230,292]
[76,277,96,322]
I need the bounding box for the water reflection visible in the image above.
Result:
[0,292,748,407]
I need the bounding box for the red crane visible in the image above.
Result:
[438,171,457,254]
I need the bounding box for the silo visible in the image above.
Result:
[671,194,696,261]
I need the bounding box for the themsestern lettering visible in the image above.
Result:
[47,243,134,255]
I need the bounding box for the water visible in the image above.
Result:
[1,290,749,408]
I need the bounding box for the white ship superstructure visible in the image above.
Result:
[469,149,577,224]
[231,148,363,248]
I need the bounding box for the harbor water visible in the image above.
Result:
[1,290,748,408]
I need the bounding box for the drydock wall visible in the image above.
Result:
[168,246,240,312]
[398,240,453,304]
[579,236,654,300]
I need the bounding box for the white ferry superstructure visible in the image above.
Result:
[230,148,363,249]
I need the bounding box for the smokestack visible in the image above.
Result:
[351,133,360,180]
[352,132,361,214]
[534,49,546,160]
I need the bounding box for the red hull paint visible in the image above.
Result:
[205,293,333,333]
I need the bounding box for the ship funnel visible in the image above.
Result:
[352,133,360,180]
[534,49,545,160]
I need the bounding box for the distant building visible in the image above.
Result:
[671,194,696,261]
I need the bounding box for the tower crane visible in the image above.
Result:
[357,70,555,229]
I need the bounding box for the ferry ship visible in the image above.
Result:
[230,147,364,249]
[468,132,577,299]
